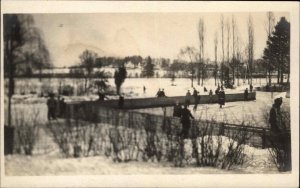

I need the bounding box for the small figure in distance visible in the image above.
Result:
[143,85,146,94]
[204,86,208,92]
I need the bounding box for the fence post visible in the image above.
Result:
[219,123,225,136]
[262,128,266,149]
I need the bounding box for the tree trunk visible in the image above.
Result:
[268,69,272,86]
[277,66,280,84]
[116,86,120,95]
[287,72,290,84]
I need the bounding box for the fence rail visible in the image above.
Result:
[63,102,288,149]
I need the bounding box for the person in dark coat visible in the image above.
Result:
[185,90,192,107]
[47,93,57,120]
[143,86,146,93]
[193,88,200,111]
[156,88,162,98]
[218,89,225,108]
[180,104,194,139]
[244,88,249,101]
[173,102,182,117]
[250,84,253,92]
[269,97,283,134]
[203,86,208,92]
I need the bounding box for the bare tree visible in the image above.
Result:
[214,32,218,86]
[220,14,225,85]
[179,46,198,87]
[264,12,275,86]
[79,49,98,93]
[247,14,255,85]
[198,18,205,86]
[225,18,231,84]
[231,15,236,85]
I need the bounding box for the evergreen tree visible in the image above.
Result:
[263,17,290,84]
[114,65,127,94]
[142,56,155,78]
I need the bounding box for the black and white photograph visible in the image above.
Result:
[1,1,299,187]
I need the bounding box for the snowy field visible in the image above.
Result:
[4,78,288,175]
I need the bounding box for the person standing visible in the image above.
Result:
[218,89,226,108]
[156,88,162,98]
[173,101,182,118]
[193,88,200,111]
[185,90,192,107]
[180,104,194,139]
[143,86,146,94]
[47,93,57,120]
[250,84,253,92]
[269,97,283,134]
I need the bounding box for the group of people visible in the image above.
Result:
[156,88,167,98]
[47,93,66,120]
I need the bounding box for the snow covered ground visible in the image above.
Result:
[4,78,288,175]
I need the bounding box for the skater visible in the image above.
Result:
[269,97,283,134]
[250,84,253,92]
[185,90,192,106]
[244,88,249,101]
[47,93,57,120]
[218,89,226,108]
[193,88,200,111]
[143,85,146,94]
[173,101,182,117]
[204,86,208,92]
[180,104,194,139]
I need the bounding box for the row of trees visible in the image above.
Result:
[178,13,290,88]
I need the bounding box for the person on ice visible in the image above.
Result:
[47,93,57,120]
[143,85,146,94]
[161,88,166,97]
[250,84,253,92]
[180,104,194,139]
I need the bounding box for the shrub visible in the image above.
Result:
[12,107,40,155]
[61,85,74,96]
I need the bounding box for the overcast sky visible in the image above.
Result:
[33,12,289,67]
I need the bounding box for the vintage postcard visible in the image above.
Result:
[1,1,299,187]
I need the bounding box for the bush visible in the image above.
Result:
[12,107,41,155]
[61,85,74,96]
